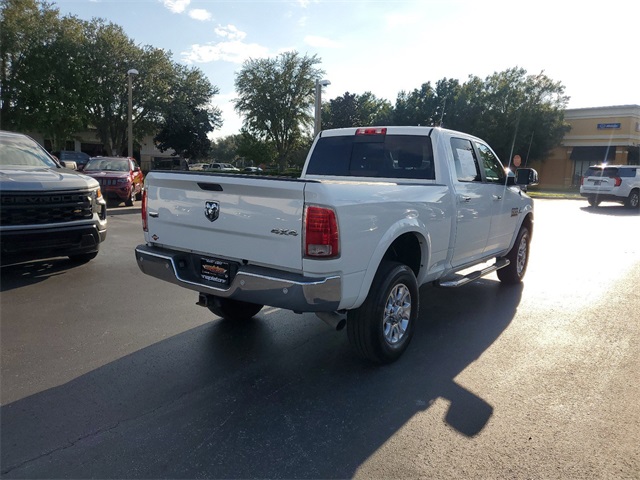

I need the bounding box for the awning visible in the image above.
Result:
[570,146,616,162]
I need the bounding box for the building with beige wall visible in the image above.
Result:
[529,105,640,188]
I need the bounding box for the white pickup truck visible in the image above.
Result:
[135,126,538,363]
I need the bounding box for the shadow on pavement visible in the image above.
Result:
[0,258,88,292]
[580,205,640,216]
[1,280,522,479]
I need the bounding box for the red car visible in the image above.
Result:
[82,156,144,206]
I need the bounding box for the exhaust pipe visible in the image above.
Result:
[316,311,347,331]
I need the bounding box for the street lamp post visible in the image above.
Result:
[127,68,139,158]
[314,79,331,137]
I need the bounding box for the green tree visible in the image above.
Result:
[81,19,151,155]
[154,66,222,159]
[234,51,323,171]
[322,91,393,129]
[0,0,85,146]
[209,135,240,164]
[393,82,439,126]
[389,68,569,163]
[451,68,570,163]
[235,129,277,167]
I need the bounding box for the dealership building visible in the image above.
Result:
[529,104,640,188]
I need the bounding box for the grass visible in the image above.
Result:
[525,187,583,200]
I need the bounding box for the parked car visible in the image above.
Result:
[82,156,144,206]
[0,131,107,263]
[243,166,263,173]
[53,150,91,170]
[189,163,208,171]
[206,162,240,172]
[580,164,640,208]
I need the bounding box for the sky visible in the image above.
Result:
[53,0,639,139]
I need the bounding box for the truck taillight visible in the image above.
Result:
[356,127,387,136]
[141,188,148,232]
[614,177,622,187]
[304,205,339,258]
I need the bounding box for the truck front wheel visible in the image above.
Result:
[347,261,418,364]
[497,226,530,284]
[208,298,263,321]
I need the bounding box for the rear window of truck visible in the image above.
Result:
[306,134,435,180]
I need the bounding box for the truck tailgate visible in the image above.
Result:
[144,172,307,271]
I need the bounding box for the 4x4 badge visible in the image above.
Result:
[204,201,220,222]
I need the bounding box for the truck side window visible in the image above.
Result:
[475,142,506,184]
[451,137,480,182]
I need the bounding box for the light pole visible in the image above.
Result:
[127,68,138,158]
[314,79,331,137]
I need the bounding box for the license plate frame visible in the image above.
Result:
[593,180,602,186]
[200,257,233,285]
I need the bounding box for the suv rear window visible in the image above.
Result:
[585,167,618,178]
[585,167,638,178]
[306,134,435,180]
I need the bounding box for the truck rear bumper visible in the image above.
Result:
[135,244,341,312]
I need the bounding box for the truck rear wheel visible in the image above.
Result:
[208,298,263,321]
[347,261,418,364]
[497,226,530,284]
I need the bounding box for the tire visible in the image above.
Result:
[587,195,600,207]
[125,188,135,207]
[207,298,263,321]
[68,251,99,263]
[497,226,530,284]
[347,261,418,364]
[624,189,639,209]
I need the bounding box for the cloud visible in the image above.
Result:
[304,35,342,48]
[182,41,270,64]
[189,9,212,21]
[161,0,190,14]
[214,25,246,41]
[385,12,419,29]
[181,25,271,64]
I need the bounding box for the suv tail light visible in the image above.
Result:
[614,177,622,187]
[304,205,339,258]
[141,188,148,232]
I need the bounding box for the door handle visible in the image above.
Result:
[492,195,502,200]
[459,195,471,203]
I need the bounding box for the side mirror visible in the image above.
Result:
[516,168,538,186]
[60,160,78,170]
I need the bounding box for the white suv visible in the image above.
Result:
[580,164,640,209]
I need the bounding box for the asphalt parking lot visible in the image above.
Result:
[1,199,639,479]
